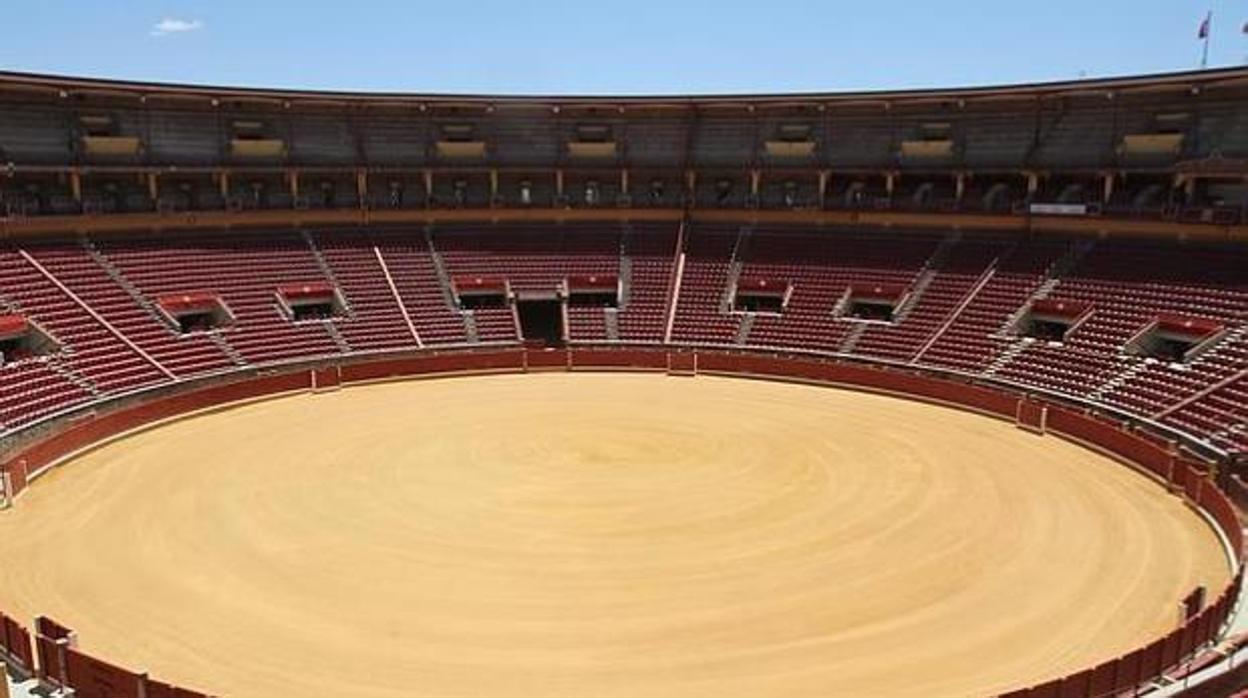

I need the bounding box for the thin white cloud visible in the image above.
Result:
[150,18,203,37]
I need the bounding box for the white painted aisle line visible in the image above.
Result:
[372,245,423,348]
[18,248,176,380]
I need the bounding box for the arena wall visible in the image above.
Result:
[0,346,1242,698]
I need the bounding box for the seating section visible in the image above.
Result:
[615,224,677,343]
[744,228,940,352]
[369,230,469,346]
[0,244,167,395]
[566,304,608,343]
[95,232,343,364]
[992,242,1248,420]
[671,226,741,345]
[1167,375,1248,453]
[917,239,1071,371]
[23,242,237,376]
[851,237,1010,361]
[0,225,1242,455]
[0,360,90,431]
[435,225,620,295]
[434,225,620,343]
[307,230,419,353]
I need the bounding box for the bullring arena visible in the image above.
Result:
[0,367,1237,698]
[0,66,1246,698]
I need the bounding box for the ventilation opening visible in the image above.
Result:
[1128,315,1224,363]
[460,294,508,310]
[518,299,563,347]
[1014,299,1091,342]
[158,293,234,334]
[454,276,510,310]
[848,299,894,321]
[0,315,58,366]
[566,275,619,308]
[842,283,906,322]
[277,283,346,322]
[734,278,789,314]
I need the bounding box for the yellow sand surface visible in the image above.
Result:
[0,374,1230,697]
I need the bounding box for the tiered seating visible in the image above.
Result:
[917,240,1070,371]
[26,242,235,377]
[308,230,419,352]
[994,241,1248,410]
[1165,375,1248,453]
[0,245,167,394]
[615,224,677,343]
[434,225,619,343]
[0,306,92,432]
[0,225,1240,458]
[566,304,608,342]
[0,360,90,431]
[741,228,939,352]
[670,227,740,345]
[96,233,342,364]
[370,230,468,346]
[434,225,620,294]
[1112,328,1248,418]
[852,237,1009,361]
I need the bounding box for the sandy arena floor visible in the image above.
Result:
[0,373,1231,697]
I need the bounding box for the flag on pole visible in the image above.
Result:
[1197,11,1212,68]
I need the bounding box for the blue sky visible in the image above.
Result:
[1,1,1245,95]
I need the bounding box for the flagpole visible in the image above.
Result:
[1199,10,1212,69]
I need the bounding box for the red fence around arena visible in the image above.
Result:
[0,346,1242,698]
[0,611,33,676]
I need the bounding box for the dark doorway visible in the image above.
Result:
[518,300,563,347]
[848,299,895,322]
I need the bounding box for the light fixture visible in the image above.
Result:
[585,180,600,206]
[519,180,532,206]
[649,179,664,205]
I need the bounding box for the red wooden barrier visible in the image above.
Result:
[1016,398,1047,434]
[1180,619,1200,661]
[1195,608,1215,648]
[339,349,526,383]
[1088,657,1119,696]
[65,647,143,698]
[310,365,341,391]
[667,351,698,375]
[1058,668,1091,697]
[695,352,1022,419]
[0,458,28,500]
[525,348,569,369]
[1201,485,1244,555]
[35,635,65,687]
[0,613,33,674]
[1,372,311,486]
[569,348,667,370]
[1044,406,1174,479]
[1162,628,1184,671]
[1115,649,1143,692]
[1028,677,1062,697]
[1138,638,1165,680]
[146,680,210,698]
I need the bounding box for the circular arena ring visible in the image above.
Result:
[0,348,1242,698]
